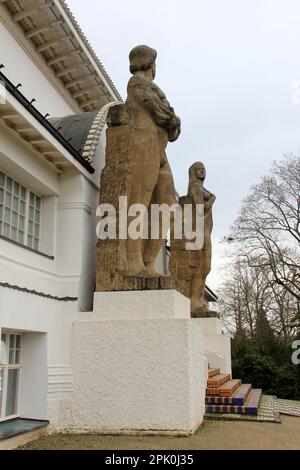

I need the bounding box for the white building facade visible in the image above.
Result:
[0,0,226,438]
[0,0,120,430]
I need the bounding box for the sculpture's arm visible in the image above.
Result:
[128,77,179,130]
[168,118,181,142]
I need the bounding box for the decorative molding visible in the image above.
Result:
[57,201,92,214]
[0,282,78,302]
[48,365,73,398]
[82,101,121,162]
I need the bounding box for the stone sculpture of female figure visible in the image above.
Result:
[187,162,216,316]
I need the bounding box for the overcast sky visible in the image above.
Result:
[68,0,300,290]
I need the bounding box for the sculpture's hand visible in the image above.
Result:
[151,102,174,121]
[168,116,181,142]
[151,102,180,131]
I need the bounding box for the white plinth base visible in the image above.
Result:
[198,318,232,376]
[91,290,191,320]
[70,290,206,435]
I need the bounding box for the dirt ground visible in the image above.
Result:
[19,416,300,450]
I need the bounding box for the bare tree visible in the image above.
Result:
[230,154,300,301]
[219,257,298,341]
[219,259,270,336]
[268,283,299,341]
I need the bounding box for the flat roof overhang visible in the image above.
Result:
[0,70,101,187]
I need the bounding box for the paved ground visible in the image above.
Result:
[19,416,300,450]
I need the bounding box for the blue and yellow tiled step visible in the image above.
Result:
[207,378,241,397]
[205,369,262,416]
[206,383,252,405]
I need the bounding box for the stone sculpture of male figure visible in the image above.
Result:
[125,45,181,275]
[96,46,181,291]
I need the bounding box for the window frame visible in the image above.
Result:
[0,169,42,251]
[0,332,22,422]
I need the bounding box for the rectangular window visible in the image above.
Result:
[0,171,41,250]
[0,332,22,420]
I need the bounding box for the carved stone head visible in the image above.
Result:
[189,162,206,182]
[129,45,157,78]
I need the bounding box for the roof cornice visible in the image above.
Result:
[0,0,82,113]
[0,0,122,112]
[57,0,122,102]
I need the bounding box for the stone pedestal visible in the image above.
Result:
[71,290,206,435]
[199,318,232,376]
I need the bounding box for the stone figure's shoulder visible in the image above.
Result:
[151,82,166,100]
[127,75,152,91]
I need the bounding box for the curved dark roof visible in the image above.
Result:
[49,112,98,154]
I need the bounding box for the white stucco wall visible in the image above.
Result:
[70,291,206,435]
[0,164,100,422]
[198,319,232,375]
[203,335,232,375]
[0,286,80,421]
[0,3,129,430]
[0,118,101,298]
[0,122,59,196]
[0,99,104,424]
[92,290,190,320]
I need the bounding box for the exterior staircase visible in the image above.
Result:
[206,368,262,416]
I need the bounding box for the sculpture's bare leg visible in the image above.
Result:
[143,160,176,275]
[190,245,212,313]
[126,162,159,275]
